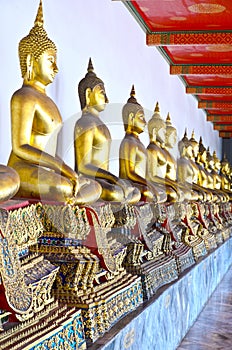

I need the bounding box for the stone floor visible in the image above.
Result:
[177,265,232,350]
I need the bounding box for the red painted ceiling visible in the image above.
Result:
[121,0,232,138]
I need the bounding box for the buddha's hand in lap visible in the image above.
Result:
[61,163,80,196]
[117,178,135,200]
[78,175,91,187]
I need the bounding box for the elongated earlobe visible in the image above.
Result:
[26,54,33,81]
[152,128,156,141]
[129,112,134,127]
[85,88,92,107]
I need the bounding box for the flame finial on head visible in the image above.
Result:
[198,136,206,154]
[154,102,160,113]
[87,57,94,73]
[34,0,44,27]
[127,85,141,106]
[180,128,188,144]
[166,112,172,127]
[189,130,195,142]
[130,84,136,97]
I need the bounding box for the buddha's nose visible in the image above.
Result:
[54,63,59,73]
[105,95,109,104]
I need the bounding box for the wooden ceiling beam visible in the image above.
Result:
[198,101,232,109]
[214,124,232,131]
[146,32,232,46]
[186,87,232,95]
[170,65,232,75]
[219,131,232,138]
[207,115,232,123]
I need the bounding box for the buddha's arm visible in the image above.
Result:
[11,94,79,185]
[147,152,168,185]
[177,159,188,183]
[147,150,158,179]
[74,125,118,184]
[121,139,156,191]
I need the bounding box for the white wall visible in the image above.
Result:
[0,0,221,174]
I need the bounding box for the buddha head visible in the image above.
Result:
[122,85,146,133]
[213,151,221,172]
[165,113,177,148]
[189,130,199,159]
[178,130,191,158]
[78,58,108,113]
[198,137,207,163]
[18,0,57,82]
[147,102,166,143]
[206,147,214,171]
[221,154,230,175]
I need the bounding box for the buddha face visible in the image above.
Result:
[157,125,166,143]
[200,150,207,163]
[214,158,221,171]
[87,84,108,112]
[215,161,221,171]
[166,129,177,148]
[208,158,214,170]
[133,109,146,134]
[191,143,199,158]
[33,49,58,86]
[223,162,229,174]
[186,144,193,158]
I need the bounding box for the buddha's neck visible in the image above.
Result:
[126,129,139,138]
[164,144,172,151]
[150,139,162,147]
[83,106,100,117]
[23,80,46,94]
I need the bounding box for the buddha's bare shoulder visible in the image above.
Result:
[75,113,101,131]
[11,85,38,103]
[147,142,160,151]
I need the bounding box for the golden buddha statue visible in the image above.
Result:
[147,103,178,202]
[188,131,207,201]
[7,0,101,204]
[205,148,215,190]
[205,148,222,202]
[0,165,20,202]
[75,61,140,204]
[220,154,231,192]
[162,114,188,201]
[195,137,212,201]
[212,151,223,190]
[177,130,199,201]
[212,151,229,202]
[119,86,162,203]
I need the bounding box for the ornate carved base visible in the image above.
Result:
[0,302,86,350]
[0,201,59,321]
[181,235,208,262]
[168,244,196,274]
[197,231,217,252]
[221,228,231,241]
[55,272,143,344]
[124,255,178,300]
[213,230,224,245]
